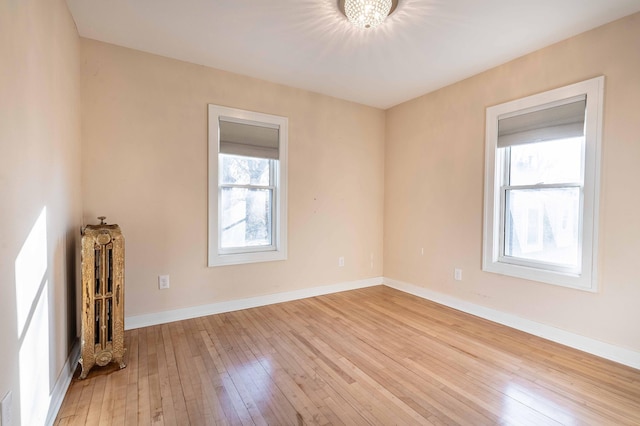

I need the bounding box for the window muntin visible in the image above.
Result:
[208,105,288,267]
[482,77,603,291]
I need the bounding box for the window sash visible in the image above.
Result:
[498,142,585,274]
[498,182,584,274]
[218,157,278,254]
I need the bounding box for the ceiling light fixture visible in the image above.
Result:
[339,0,399,29]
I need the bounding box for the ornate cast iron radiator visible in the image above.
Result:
[79,216,126,379]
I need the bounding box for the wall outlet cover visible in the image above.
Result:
[454,268,462,281]
[158,275,170,289]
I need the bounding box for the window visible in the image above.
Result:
[483,77,604,291]
[208,105,288,266]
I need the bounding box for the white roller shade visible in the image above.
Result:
[498,96,586,148]
[219,119,279,159]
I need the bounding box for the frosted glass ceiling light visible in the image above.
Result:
[340,0,398,29]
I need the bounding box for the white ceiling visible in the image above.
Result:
[66,0,640,109]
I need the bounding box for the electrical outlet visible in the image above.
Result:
[454,268,462,281]
[158,275,170,289]
[1,391,13,426]
[338,257,345,267]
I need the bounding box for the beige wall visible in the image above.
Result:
[80,39,385,318]
[0,0,82,423]
[384,13,640,351]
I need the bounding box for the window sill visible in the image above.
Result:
[208,249,287,267]
[482,259,596,292]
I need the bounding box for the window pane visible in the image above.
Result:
[504,187,580,268]
[220,154,271,186]
[509,137,583,186]
[221,187,272,249]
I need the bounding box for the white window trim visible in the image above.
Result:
[208,104,288,267]
[482,76,604,291]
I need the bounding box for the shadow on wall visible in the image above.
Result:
[65,226,78,355]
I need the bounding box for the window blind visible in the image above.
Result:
[219,119,279,159]
[497,96,586,148]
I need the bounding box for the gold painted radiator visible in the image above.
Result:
[79,217,126,379]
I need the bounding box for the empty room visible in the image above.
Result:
[1,0,640,424]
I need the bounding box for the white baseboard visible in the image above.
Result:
[125,277,383,330]
[46,339,80,426]
[383,277,640,370]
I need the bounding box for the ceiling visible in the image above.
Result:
[66,0,640,109]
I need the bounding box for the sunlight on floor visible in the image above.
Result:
[502,382,576,425]
[237,357,274,400]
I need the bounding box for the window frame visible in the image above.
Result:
[208,104,288,267]
[482,77,604,291]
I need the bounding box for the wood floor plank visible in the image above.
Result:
[198,326,261,425]
[213,312,301,424]
[72,373,96,425]
[237,309,349,425]
[239,308,366,426]
[56,286,640,425]
[96,373,114,424]
[137,327,152,425]
[225,313,332,425]
[171,320,208,425]
[200,320,272,426]
[205,313,289,424]
[192,321,241,425]
[146,325,165,425]
[106,367,128,425]
[160,323,188,424]
[124,328,140,425]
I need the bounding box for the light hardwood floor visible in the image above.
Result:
[55,286,640,425]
